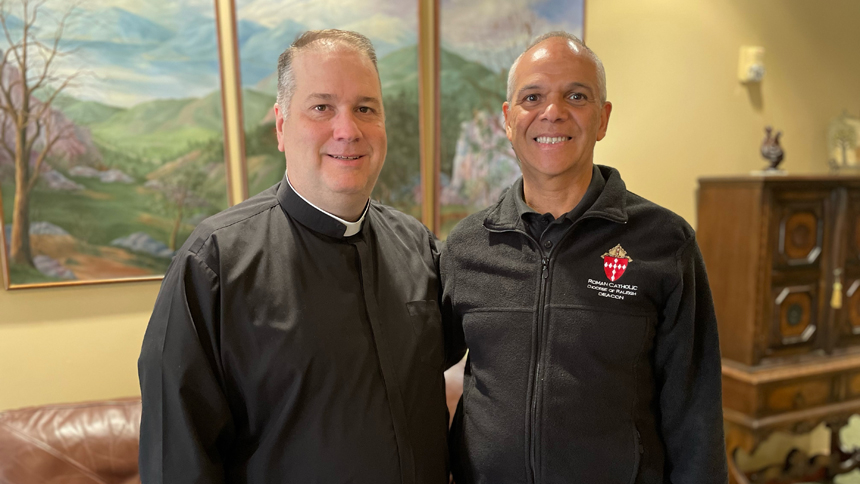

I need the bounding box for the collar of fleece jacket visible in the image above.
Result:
[483,164,629,232]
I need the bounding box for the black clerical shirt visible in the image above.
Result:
[138,178,459,483]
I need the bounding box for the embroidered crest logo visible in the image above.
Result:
[602,244,632,282]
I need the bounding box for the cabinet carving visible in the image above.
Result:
[698,176,860,484]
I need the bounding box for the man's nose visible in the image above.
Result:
[540,97,566,122]
[333,112,362,141]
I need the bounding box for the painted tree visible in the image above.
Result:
[0,0,78,267]
[149,156,210,251]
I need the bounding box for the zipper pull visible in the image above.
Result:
[541,257,549,279]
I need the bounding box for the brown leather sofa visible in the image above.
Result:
[0,397,141,484]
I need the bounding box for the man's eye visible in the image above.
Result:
[569,93,587,101]
[524,94,539,102]
[357,106,373,114]
[313,105,328,112]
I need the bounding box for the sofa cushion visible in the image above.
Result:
[0,398,141,484]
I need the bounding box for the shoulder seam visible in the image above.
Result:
[189,202,279,275]
[190,249,219,280]
[669,233,697,296]
[190,202,279,256]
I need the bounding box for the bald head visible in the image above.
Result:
[507,32,606,105]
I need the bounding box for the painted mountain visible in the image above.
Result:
[0,0,228,287]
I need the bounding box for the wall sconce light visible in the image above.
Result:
[738,46,765,83]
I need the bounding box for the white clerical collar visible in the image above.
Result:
[285,170,367,237]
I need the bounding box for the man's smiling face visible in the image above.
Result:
[275,43,386,211]
[503,37,611,183]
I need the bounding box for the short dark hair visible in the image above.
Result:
[276,29,379,115]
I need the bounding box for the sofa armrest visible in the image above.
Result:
[0,397,141,484]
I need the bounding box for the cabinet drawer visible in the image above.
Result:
[764,378,831,413]
[845,371,860,399]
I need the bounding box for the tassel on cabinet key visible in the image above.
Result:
[832,268,843,309]
[832,281,843,309]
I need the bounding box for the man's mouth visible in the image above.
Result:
[328,155,363,160]
[535,136,571,145]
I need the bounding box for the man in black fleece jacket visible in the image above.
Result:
[441,32,728,484]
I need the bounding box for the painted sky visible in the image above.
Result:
[44,0,216,28]
[441,0,584,71]
[0,0,221,107]
[0,0,422,108]
[0,0,575,108]
[235,0,416,43]
[234,0,419,91]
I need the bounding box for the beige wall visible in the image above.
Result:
[589,0,860,224]
[1,0,859,418]
[0,282,159,410]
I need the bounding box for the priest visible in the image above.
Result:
[138,29,463,483]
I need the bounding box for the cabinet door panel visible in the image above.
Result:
[766,281,821,356]
[834,190,860,348]
[762,190,830,361]
[771,191,828,269]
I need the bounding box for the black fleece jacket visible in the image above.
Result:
[441,165,727,484]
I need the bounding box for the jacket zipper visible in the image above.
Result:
[485,215,609,484]
[529,253,549,483]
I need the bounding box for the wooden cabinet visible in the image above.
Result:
[697,176,860,484]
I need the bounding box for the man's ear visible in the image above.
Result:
[274,103,286,152]
[596,101,612,142]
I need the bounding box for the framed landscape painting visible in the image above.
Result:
[0,0,231,288]
[233,0,422,218]
[438,0,585,237]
